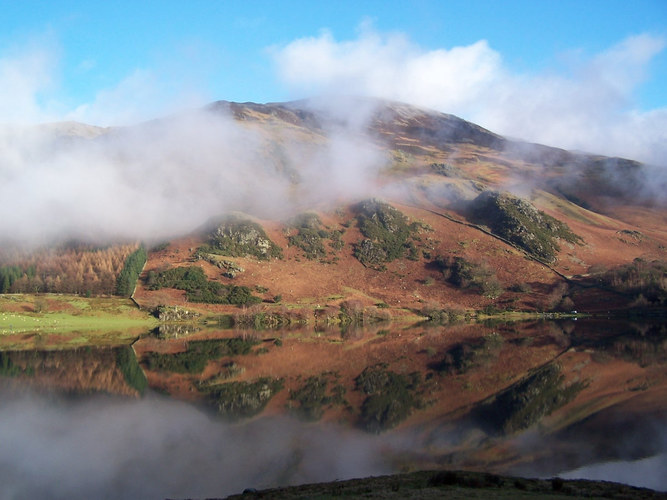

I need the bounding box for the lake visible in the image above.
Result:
[0,318,665,498]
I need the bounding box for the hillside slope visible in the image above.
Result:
[1,98,665,482]
[125,98,666,316]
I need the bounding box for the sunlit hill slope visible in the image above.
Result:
[127,98,666,316]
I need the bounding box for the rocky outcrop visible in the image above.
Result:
[470,191,581,263]
[155,305,201,322]
[204,215,282,260]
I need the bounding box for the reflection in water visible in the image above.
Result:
[0,318,664,496]
[0,388,395,500]
[0,346,144,396]
[561,454,667,492]
[507,407,667,491]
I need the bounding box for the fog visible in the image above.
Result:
[0,101,387,247]
[1,386,665,499]
[561,454,667,492]
[3,26,666,248]
[508,413,667,493]
[274,27,667,167]
[0,389,398,500]
[4,90,664,251]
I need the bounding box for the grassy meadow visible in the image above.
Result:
[0,294,157,348]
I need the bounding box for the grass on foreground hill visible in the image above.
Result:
[0,294,157,342]
[222,469,666,500]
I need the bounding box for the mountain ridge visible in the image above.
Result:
[2,97,665,315]
[1,97,666,488]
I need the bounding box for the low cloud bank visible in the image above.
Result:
[561,454,667,492]
[1,387,665,498]
[0,390,394,499]
[0,104,387,247]
[273,28,667,166]
[2,27,666,248]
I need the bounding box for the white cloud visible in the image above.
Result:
[273,29,667,166]
[0,103,388,246]
[65,69,201,126]
[274,29,502,117]
[0,44,60,124]
[481,34,667,163]
[0,35,209,128]
[0,34,390,245]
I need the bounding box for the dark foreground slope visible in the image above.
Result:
[215,469,667,500]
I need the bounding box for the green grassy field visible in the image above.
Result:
[0,294,157,348]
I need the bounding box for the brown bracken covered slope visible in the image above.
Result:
[134,98,667,316]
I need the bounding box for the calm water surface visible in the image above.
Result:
[0,318,664,499]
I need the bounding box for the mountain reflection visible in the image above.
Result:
[0,318,664,496]
[0,345,145,396]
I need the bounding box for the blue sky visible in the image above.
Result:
[1,0,666,163]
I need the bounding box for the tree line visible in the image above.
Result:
[0,244,138,296]
[115,246,147,297]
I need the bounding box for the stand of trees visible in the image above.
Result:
[115,246,147,297]
[147,265,261,305]
[0,244,138,295]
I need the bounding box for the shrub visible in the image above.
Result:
[233,305,307,329]
[596,258,667,304]
[338,300,391,326]
[148,266,261,305]
[420,303,466,324]
[203,215,282,260]
[353,199,421,268]
[433,256,504,298]
[286,213,328,260]
[510,282,532,293]
[284,213,346,260]
[329,230,345,251]
[544,282,569,311]
[144,337,260,373]
[557,296,576,312]
[470,191,581,263]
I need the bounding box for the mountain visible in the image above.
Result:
[2,98,666,486]
[2,96,666,314]
[123,100,665,458]
[114,97,666,315]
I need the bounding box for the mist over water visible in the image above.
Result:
[561,454,667,492]
[508,420,667,493]
[0,388,395,500]
[0,317,666,498]
[2,387,664,499]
